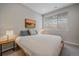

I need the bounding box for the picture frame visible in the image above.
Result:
[25,18,36,28]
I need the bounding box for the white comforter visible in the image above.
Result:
[15,34,62,56]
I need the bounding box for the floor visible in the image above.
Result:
[2,49,25,56]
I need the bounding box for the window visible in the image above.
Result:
[44,12,68,31]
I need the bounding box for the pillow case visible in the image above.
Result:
[20,30,30,36]
[29,29,37,35]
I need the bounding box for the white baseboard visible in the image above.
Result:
[64,41,79,46]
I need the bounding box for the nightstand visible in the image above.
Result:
[0,35,18,56]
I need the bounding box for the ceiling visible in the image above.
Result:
[22,3,73,15]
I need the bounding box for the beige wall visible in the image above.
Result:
[0,3,42,36]
[44,4,79,44]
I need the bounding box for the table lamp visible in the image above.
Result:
[6,30,14,40]
[38,28,44,34]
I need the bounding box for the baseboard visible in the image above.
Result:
[64,41,79,46]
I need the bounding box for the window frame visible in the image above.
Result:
[43,12,68,31]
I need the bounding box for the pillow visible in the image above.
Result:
[29,29,37,35]
[20,30,30,36]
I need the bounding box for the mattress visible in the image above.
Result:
[15,34,62,56]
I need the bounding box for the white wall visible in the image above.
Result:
[0,3,42,36]
[0,3,42,52]
[44,4,79,44]
[62,41,79,56]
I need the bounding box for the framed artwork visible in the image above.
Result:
[25,18,36,28]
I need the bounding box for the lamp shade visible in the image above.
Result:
[6,30,14,36]
[38,29,44,34]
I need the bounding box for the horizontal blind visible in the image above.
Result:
[44,12,68,31]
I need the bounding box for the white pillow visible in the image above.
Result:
[29,29,37,35]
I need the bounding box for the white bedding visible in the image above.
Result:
[15,34,62,56]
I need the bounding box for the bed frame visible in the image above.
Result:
[16,40,64,56]
[16,44,31,56]
[59,40,64,56]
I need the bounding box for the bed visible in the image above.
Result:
[15,34,64,56]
